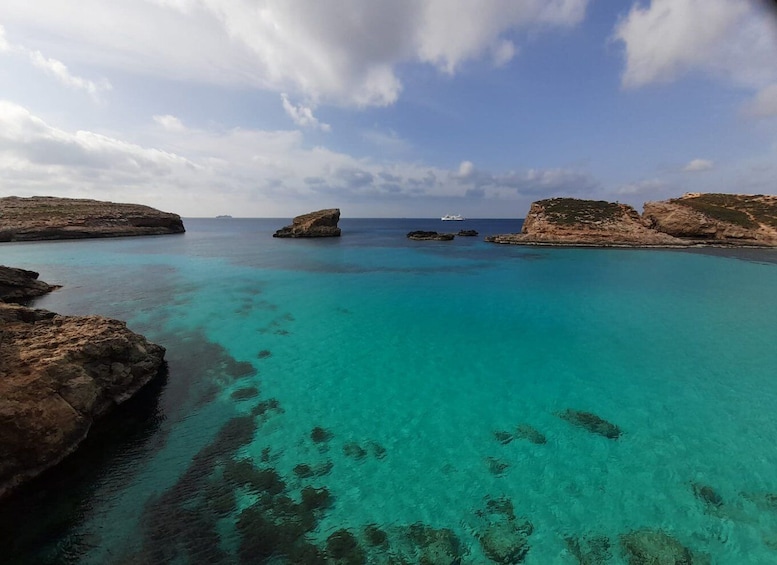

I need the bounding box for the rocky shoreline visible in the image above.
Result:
[273,208,341,238]
[0,266,166,500]
[486,193,777,248]
[0,196,185,241]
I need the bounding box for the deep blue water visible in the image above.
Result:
[2,218,777,564]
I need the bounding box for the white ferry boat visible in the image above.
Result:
[441,214,464,221]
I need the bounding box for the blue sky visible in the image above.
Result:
[1,0,776,217]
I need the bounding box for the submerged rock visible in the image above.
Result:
[515,424,547,445]
[478,518,533,564]
[311,426,333,443]
[620,529,694,565]
[0,302,166,500]
[326,529,365,564]
[494,431,514,445]
[558,409,622,440]
[486,457,510,476]
[0,196,185,241]
[565,534,612,565]
[407,230,455,241]
[692,482,723,508]
[273,208,341,238]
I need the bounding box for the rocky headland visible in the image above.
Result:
[0,196,185,241]
[273,208,341,238]
[486,193,777,247]
[0,267,166,500]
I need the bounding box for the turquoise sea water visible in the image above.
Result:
[2,218,777,564]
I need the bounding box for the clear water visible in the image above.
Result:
[2,218,777,564]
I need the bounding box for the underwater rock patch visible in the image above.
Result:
[494,431,514,445]
[692,483,723,508]
[231,386,259,401]
[367,440,387,460]
[343,442,368,460]
[620,529,694,565]
[257,349,272,359]
[326,529,366,564]
[251,398,284,419]
[300,485,333,512]
[565,534,612,565]
[515,424,547,444]
[558,409,621,439]
[363,524,389,548]
[474,496,533,564]
[486,456,510,476]
[311,426,334,443]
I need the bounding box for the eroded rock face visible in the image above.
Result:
[0,303,166,499]
[0,266,58,304]
[0,196,185,241]
[643,193,777,245]
[486,198,681,247]
[273,209,341,238]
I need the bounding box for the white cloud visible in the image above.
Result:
[0,101,607,217]
[153,114,186,132]
[281,94,331,131]
[0,24,111,100]
[614,0,777,91]
[683,158,714,172]
[614,178,668,196]
[745,84,777,118]
[0,0,589,107]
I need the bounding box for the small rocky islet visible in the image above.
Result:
[486,193,777,247]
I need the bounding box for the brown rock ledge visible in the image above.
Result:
[0,275,166,500]
[0,266,59,304]
[273,209,341,238]
[0,196,185,241]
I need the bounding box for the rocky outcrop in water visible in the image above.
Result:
[486,193,777,247]
[0,266,58,304]
[407,230,455,241]
[0,273,166,500]
[458,229,479,236]
[643,193,777,245]
[486,198,679,247]
[620,529,695,564]
[0,196,185,241]
[273,208,341,238]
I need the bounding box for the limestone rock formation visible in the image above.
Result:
[486,198,680,247]
[0,196,185,241]
[407,230,455,241]
[0,302,166,499]
[0,266,58,304]
[643,193,777,245]
[486,194,777,248]
[273,209,341,238]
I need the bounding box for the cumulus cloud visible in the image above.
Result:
[683,158,714,172]
[281,94,331,131]
[614,0,777,94]
[0,24,111,100]
[457,160,475,177]
[0,0,589,107]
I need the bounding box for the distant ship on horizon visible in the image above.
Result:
[441,214,464,221]
[216,215,233,219]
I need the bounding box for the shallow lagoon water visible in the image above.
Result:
[2,218,777,564]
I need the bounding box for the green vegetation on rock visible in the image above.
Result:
[538,198,627,226]
[674,193,777,229]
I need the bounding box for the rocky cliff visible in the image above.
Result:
[0,270,166,500]
[487,194,777,247]
[0,196,185,241]
[643,193,777,245]
[0,266,59,304]
[486,198,681,247]
[273,208,341,238]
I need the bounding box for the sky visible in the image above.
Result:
[1,0,777,218]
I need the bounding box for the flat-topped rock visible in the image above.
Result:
[0,266,58,304]
[0,302,166,500]
[273,208,341,238]
[0,196,185,242]
[407,231,455,241]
